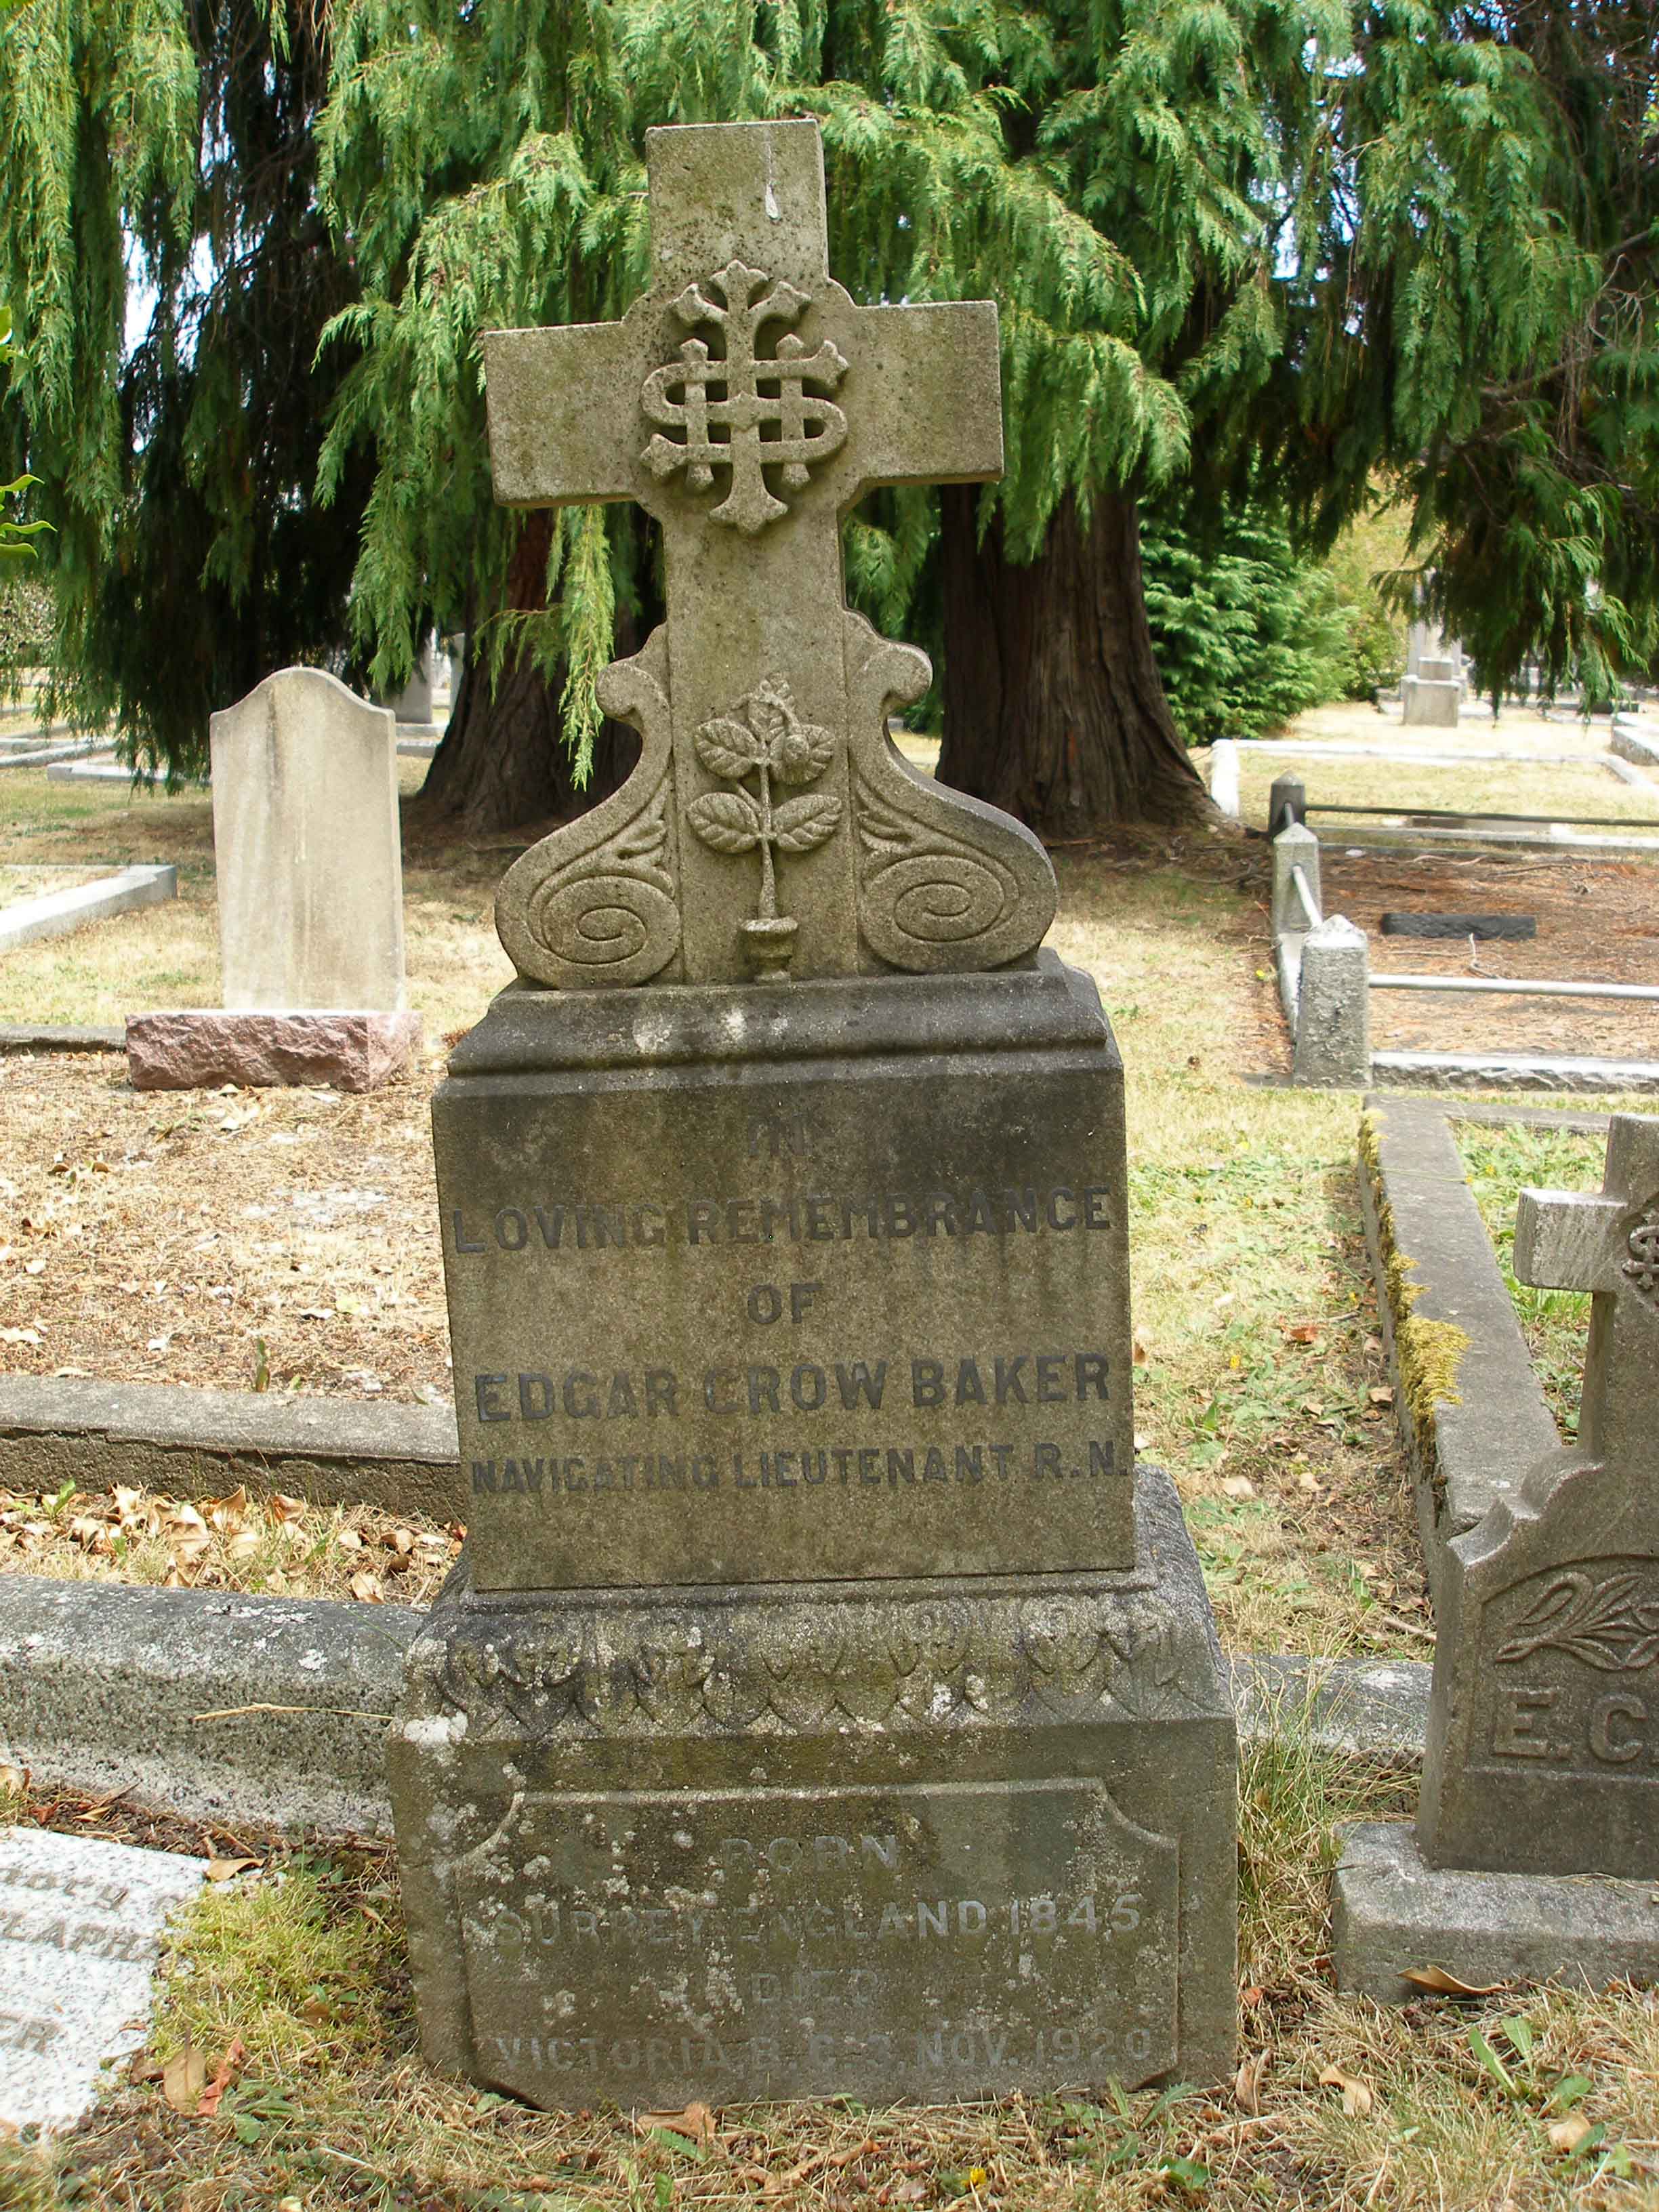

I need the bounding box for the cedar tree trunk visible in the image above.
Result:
[420,513,640,834]
[938,484,1216,837]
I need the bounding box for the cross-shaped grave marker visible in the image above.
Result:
[481,118,1054,988]
[1513,1113,1659,1481]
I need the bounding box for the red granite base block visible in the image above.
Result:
[125,1010,423,1092]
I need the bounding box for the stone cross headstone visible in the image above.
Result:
[125,667,423,1089]
[0,1828,203,2135]
[392,118,1235,2113]
[483,121,1054,987]
[1333,1113,1659,1996]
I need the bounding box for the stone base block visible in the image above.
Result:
[125,1009,422,1091]
[1401,678,1461,727]
[390,1465,1237,2109]
[1332,1822,1659,2001]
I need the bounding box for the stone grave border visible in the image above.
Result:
[1357,1094,1595,1607]
[0,1559,1430,1842]
[1268,806,1659,1095]
[0,864,176,954]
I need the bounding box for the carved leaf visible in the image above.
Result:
[687,790,762,853]
[695,715,768,781]
[777,716,836,786]
[771,794,843,853]
[743,683,791,754]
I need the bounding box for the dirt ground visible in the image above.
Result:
[1321,848,1659,1057]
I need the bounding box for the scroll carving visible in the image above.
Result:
[842,616,1057,973]
[494,630,681,989]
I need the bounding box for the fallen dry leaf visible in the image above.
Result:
[1284,1322,1322,1344]
[196,2037,245,2118]
[226,1529,262,1562]
[1318,2064,1373,2118]
[0,1762,27,1798]
[1234,2049,1269,2113]
[1546,2113,1595,2155]
[349,1569,384,1603]
[1400,1963,1504,1997]
[637,2100,718,2150]
[205,1856,259,1883]
[270,1493,308,1523]
[1368,1386,1394,1407]
[161,2042,207,2113]
[1221,1475,1256,1499]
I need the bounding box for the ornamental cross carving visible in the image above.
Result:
[1513,1113,1659,1483]
[482,119,1055,987]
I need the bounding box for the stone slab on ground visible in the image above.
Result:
[1358,1097,1568,1599]
[0,1576,422,1838]
[1612,721,1659,770]
[0,1548,1429,1843]
[1378,912,1537,940]
[0,1826,203,2135]
[1332,1820,1659,2001]
[0,1025,124,1054]
[125,1007,422,1091]
[0,865,176,954]
[1372,1050,1659,1094]
[0,1371,460,1522]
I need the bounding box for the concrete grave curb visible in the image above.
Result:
[0,864,176,954]
[0,1565,1430,1842]
[1372,1050,1659,1094]
[1357,1097,1572,1606]
[0,1025,124,1054]
[0,1374,461,1523]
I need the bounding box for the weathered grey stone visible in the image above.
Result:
[1416,1115,1659,1882]
[0,864,176,954]
[0,1371,460,1521]
[125,1007,422,1092]
[1378,913,1536,941]
[398,114,1235,2108]
[1292,916,1370,1088]
[483,118,1054,989]
[0,1567,1427,1841]
[1372,1049,1659,1095]
[434,954,1132,1594]
[1208,739,1240,819]
[1270,822,1319,936]
[1401,677,1461,727]
[1357,1097,1568,1598]
[1332,1820,1659,2001]
[0,1576,417,1839]
[390,1463,1236,2107]
[209,668,408,1012]
[0,1828,203,2135]
[1611,718,1659,770]
[0,1026,123,1054]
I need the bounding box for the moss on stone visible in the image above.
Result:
[1357,1109,1469,1476]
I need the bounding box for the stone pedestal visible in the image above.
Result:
[391,1466,1236,2106]
[125,1008,422,1091]
[392,957,1237,2102]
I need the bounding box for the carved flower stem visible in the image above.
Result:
[756,758,779,920]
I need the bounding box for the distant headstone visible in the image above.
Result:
[1334,1114,1659,1995]
[1401,673,1461,728]
[125,668,421,1089]
[392,117,1236,2114]
[0,1828,202,2135]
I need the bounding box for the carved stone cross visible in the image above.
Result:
[1513,1114,1659,1481]
[482,119,1055,987]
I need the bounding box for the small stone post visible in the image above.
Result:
[1271,822,1322,939]
[1292,916,1370,1088]
[1208,739,1240,820]
[1268,772,1306,838]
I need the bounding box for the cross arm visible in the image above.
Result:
[851,301,1003,493]
[483,322,642,508]
[1513,1187,1626,1292]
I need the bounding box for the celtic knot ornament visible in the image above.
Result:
[640,260,848,533]
[687,675,842,979]
[1624,1202,1659,1304]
